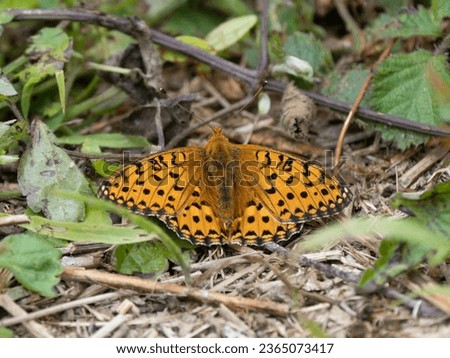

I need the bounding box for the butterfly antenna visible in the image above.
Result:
[233,81,267,116]
[159,88,214,131]
[160,81,267,135]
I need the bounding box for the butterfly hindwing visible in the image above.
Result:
[162,198,226,245]
[229,196,303,245]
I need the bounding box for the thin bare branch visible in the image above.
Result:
[5,8,450,138]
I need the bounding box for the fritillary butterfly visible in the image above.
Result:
[98,128,352,246]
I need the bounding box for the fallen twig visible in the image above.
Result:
[0,214,30,226]
[60,267,290,316]
[0,294,53,336]
[0,291,125,327]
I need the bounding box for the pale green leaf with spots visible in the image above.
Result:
[18,120,92,222]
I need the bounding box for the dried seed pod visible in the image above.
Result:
[280,83,317,141]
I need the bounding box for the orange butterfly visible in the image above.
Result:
[98,128,352,245]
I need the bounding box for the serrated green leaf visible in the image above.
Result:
[391,181,450,238]
[17,120,92,222]
[19,28,72,118]
[322,67,371,107]
[58,133,150,150]
[370,6,442,39]
[370,50,449,148]
[377,0,409,13]
[283,32,333,74]
[0,72,18,97]
[26,28,72,62]
[0,232,62,297]
[432,0,450,20]
[205,14,257,52]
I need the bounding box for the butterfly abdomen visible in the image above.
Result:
[203,131,241,226]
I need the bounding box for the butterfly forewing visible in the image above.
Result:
[238,145,351,225]
[99,148,203,216]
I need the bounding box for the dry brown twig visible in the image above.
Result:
[0,294,53,337]
[334,39,396,167]
[0,292,125,327]
[60,267,290,316]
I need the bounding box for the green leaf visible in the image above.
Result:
[26,27,72,62]
[115,241,168,275]
[376,0,409,13]
[163,35,214,63]
[283,31,333,74]
[432,0,450,20]
[0,154,19,165]
[159,4,223,37]
[0,11,13,37]
[0,1,40,10]
[298,216,449,264]
[116,238,192,276]
[115,240,190,276]
[52,190,193,282]
[0,232,62,297]
[0,12,14,25]
[0,120,27,151]
[370,50,449,148]
[301,215,449,287]
[58,133,151,150]
[55,70,65,114]
[22,210,161,245]
[391,181,450,238]
[17,120,92,222]
[0,121,7,137]
[271,56,314,83]
[205,14,258,52]
[322,67,371,107]
[206,0,253,17]
[19,28,72,118]
[0,327,14,338]
[369,6,442,40]
[0,72,18,98]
